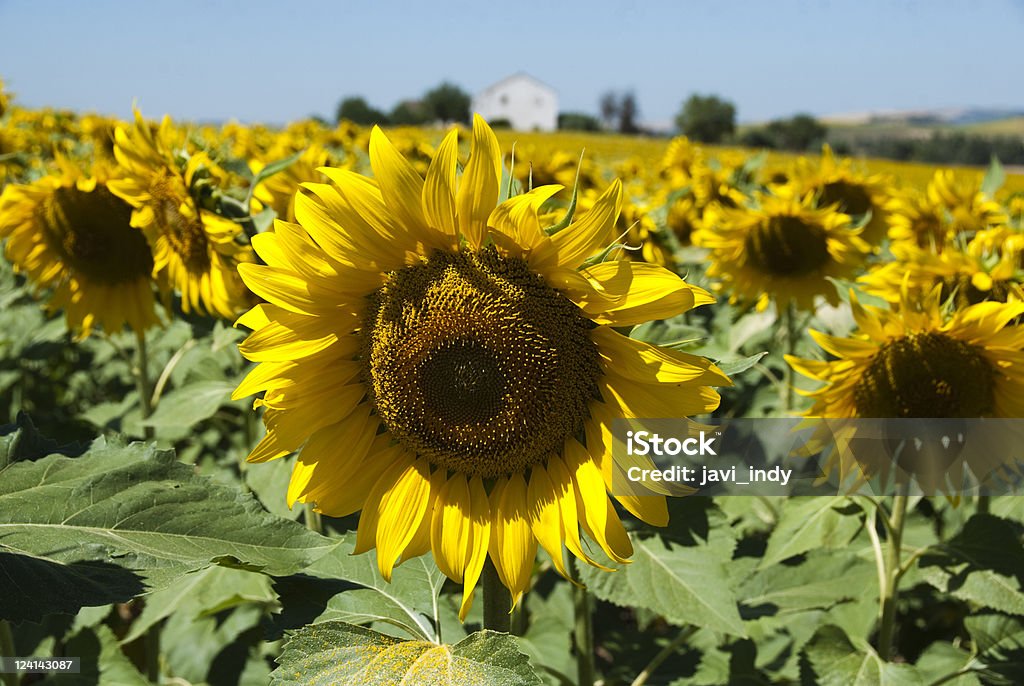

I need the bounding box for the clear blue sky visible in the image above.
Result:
[2,0,1022,126]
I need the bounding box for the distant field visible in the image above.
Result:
[491,129,1024,193]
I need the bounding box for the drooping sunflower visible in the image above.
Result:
[794,144,891,246]
[788,284,1024,419]
[234,116,730,618]
[860,230,1024,308]
[693,188,870,311]
[108,110,253,319]
[0,159,160,336]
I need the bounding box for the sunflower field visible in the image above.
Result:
[2,76,1024,686]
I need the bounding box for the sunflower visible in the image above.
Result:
[234,116,729,618]
[860,230,1024,308]
[108,110,253,319]
[788,284,1024,419]
[794,144,891,246]
[693,188,869,311]
[0,159,160,336]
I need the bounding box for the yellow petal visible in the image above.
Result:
[578,262,713,326]
[422,129,459,240]
[307,437,405,516]
[373,457,433,581]
[526,464,570,579]
[369,126,429,235]
[456,114,502,248]
[286,402,375,506]
[488,473,537,607]
[564,439,633,563]
[592,326,731,386]
[532,179,622,270]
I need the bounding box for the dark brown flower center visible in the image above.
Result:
[362,247,602,478]
[40,185,153,285]
[744,215,831,277]
[854,332,995,418]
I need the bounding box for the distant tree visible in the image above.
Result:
[618,91,640,134]
[766,113,827,150]
[558,112,602,131]
[422,82,471,124]
[336,97,389,125]
[675,94,736,143]
[390,99,431,126]
[599,91,620,130]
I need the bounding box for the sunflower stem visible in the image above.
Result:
[630,625,696,686]
[133,330,155,440]
[481,559,511,633]
[304,505,322,534]
[0,620,17,686]
[877,486,909,661]
[572,562,596,686]
[783,300,797,413]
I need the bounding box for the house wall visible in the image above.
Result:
[472,76,558,132]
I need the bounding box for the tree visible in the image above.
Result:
[599,91,620,130]
[558,112,601,131]
[389,100,431,126]
[618,91,640,134]
[675,94,736,143]
[336,97,389,126]
[766,113,827,151]
[422,82,471,124]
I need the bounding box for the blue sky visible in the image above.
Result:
[1,0,1022,126]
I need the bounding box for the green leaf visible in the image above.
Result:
[919,514,1024,615]
[270,623,543,686]
[246,150,304,206]
[120,565,277,644]
[914,642,982,686]
[802,625,924,686]
[965,614,1024,684]
[1,412,80,467]
[578,533,746,636]
[716,352,768,378]
[300,536,446,641]
[759,497,863,568]
[739,551,875,616]
[981,156,1006,197]
[0,437,335,622]
[141,379,235,428]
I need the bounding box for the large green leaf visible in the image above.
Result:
[739,550,875,617]
[0,437,335,622]
[801,625,923,686]
[919,514,1024,615]
[140,380,236,428]
[578,532,746,636]
[299,536,447,641]
[270,622,543,686]
[964,614,1024,684]
[759,497,863,568]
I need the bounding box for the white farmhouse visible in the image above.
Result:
[472,73,558,132]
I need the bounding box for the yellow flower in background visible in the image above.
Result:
[0,159,161,336]
[694,188,869,311]
[794,144,892,246]
[233,116,730,618]
[109,110,253,319]
[251,145,339,223]
[788,284,1024,418]
[886,189,947,251]
[927,168,1007,235]
[860,229,1024,307]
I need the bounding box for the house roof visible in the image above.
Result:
[476,72,557,98]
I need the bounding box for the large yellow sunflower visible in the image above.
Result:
[787,284,1024,419]
[234,116,729,618]
[693,188,869,311]
[108,110,253,319]
[0,159,160,336]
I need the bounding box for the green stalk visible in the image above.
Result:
[630,626,696,686]
[304,505,322,534]
[783,300,797,413]
[133,331,155,440]
[877,489,909,661]
[481,559,511,633]
[572,563,596,686]
[0,620,17,686]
